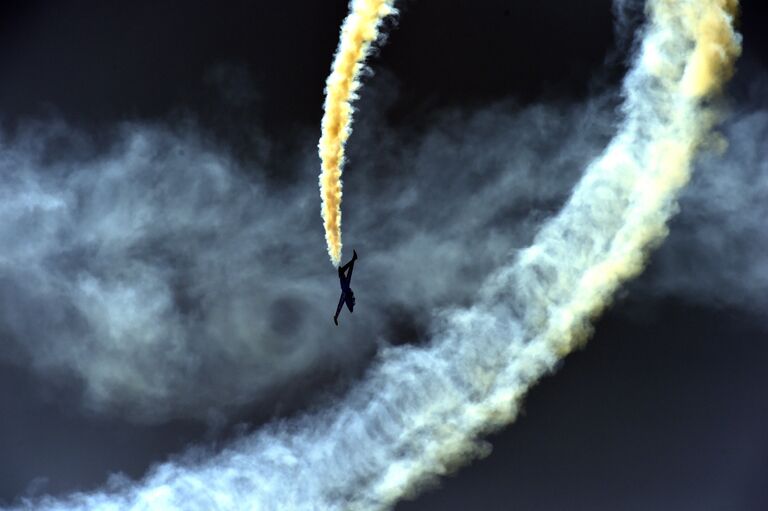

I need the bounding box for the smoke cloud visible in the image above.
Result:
[2,0,748,509]
[641,96,768,311]
[0,98,614,423]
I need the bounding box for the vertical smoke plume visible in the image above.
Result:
[318,0,396,267]
[14,0,741,509]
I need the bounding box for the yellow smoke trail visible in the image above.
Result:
[319,0,396,267]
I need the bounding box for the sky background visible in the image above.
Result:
[0,1,766,509]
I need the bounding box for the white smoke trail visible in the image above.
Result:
[11,0,740,509]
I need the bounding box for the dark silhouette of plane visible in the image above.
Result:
[333,249,358,325]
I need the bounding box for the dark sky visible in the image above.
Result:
[0,0,620,127]
[0,1,766,509]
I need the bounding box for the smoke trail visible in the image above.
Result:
[14,0,740,509]
[318,0,396,267]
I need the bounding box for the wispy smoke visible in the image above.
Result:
[641,99,768,311]
[319,0,397,267]
[612,0,644,49]
[0,121,351,423]
[0,99,612,423]
[5,0,745,509]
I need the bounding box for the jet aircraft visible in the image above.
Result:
[333,250,358,325]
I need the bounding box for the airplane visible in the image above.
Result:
[333,249,358,325]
